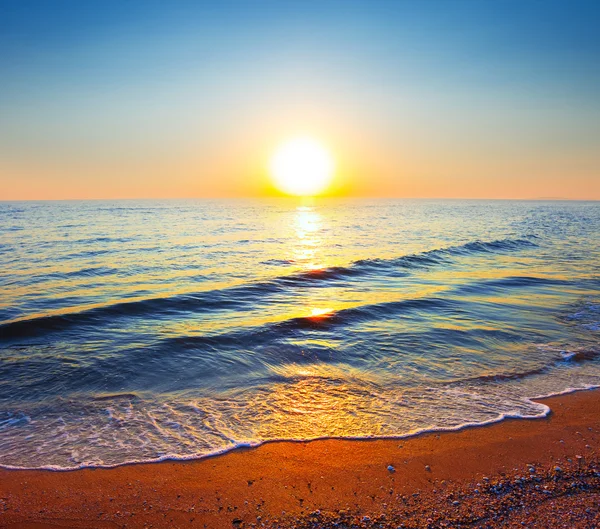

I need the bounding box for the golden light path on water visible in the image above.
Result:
[293,205,336,316]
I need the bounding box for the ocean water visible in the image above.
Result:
[0,198,599,470]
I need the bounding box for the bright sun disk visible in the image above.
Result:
[270,137,334,196]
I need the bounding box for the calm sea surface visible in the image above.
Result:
[1,199,599,469]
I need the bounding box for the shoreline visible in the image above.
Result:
[2,385,579,474]
[2,388,600,528]
[0,407,553,474]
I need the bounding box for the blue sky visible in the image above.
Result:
[1,0,599,199]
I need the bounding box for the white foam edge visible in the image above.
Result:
[2,384,598,472]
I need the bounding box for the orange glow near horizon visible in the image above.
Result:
[1,133,599,200]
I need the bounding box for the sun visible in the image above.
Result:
[270,137,334,196]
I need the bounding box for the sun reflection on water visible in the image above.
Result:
[293,206,323,269]
[308,307,334,318]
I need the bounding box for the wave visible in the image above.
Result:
[560,349,600,362]
[453,275,566,295]
[447,237,538,255]
[6,385,600,472]
[163,296,458,351]
[0,236,538,341]
[58,236,134,245]
[351,237,538,272]
[449,347,600,385]
[44,266,121,280]
[92,392,140,402]
[4,288,571,401]
[0,412,551,472]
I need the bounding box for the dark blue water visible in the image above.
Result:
[0,199,599,469]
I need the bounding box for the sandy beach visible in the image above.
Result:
[1,388,599,528]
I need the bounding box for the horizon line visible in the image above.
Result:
[0,196,597,203]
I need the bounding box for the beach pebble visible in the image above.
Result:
[387,465,395,473]
[425,465,431,471]
[554,466,562,473]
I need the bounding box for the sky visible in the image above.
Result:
[1,0,599,200]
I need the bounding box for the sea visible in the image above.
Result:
[1,199,599,470]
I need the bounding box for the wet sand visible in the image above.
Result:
[1,389,600,528]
